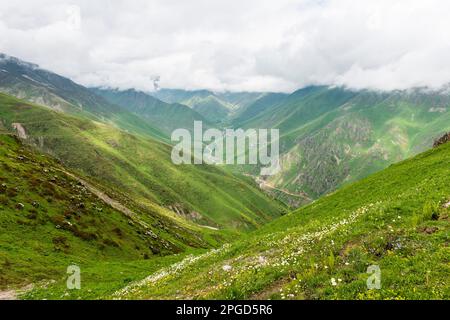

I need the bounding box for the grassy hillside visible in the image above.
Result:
[215,92,267,111]
[102,140,450,300]
[152,89,213,104]
[186,95,230,124]
[0,133,226,294]
[231,93,288,127]
[153,89,233,124]
[0,93,285,230]
[0,53,169,142]
[240,86,450,199]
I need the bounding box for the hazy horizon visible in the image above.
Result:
[1,0,450,93]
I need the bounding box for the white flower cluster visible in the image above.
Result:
[114,201,384,298]
[113,244,231,298]
[207,203,381,294]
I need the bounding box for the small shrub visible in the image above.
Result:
[102,238,120,247]
[6,188,18,197]
[29,177,42,187]
[72,226,98,241]
[27,209,38,219]
[63,210,75,219]
[0,195,8,206]
[51,215,65,226]
[113,227,123,237]
[52,235,69,251]
[52,235,68,245]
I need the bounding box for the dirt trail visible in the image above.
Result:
[259,181,311,199]
[198,224,219,231]
[0,290,17,300]
[245,174,312,200]
[56,168,152,230]
[0,284,33,300]
[58,169,221,231]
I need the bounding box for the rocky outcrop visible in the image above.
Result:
[433,132,450,148]
[168,204,203,221]
[11,123,27,139]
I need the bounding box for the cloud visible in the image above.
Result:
[1,0,449,92]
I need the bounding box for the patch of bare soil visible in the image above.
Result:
[0,284,33,300]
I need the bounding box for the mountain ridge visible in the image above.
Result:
[0,52,449,300]
[91,87,211,134]
[236,85,450,199]
[0,92,285,231]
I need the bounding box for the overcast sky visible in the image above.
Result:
[1,0,450,92]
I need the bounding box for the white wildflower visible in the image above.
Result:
[222,265,233,272]
[331,278,337,286]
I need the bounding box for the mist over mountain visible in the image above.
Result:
[0,0,449,301]
[2,53,449,204]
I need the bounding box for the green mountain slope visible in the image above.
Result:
[215,91,267,111]
[241,86,450,199]
[151,89,268,124]
[231,92,288,127]
[152,89,213,104]
[91,88,210,134]
[186,95,230,124]
[109,139,450,300]
[0,53,169,142]
[153,89,233,124]
[0,93,285,231]
[0,53,117,117]
[0,133,223,291]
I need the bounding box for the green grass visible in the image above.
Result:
[0,134,226,291]
[1,89,448,300]
[21,252,198,300]
[105,141,449,300]
[0,93,285,231]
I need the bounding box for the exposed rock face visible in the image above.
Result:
[268,116,375,198]
[433,132,450,148]
[11,123,27,139]
[168,204,204,221]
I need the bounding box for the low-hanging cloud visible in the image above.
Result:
[1,0,449,92]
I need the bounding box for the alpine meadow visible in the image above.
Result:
[0,0,449,309]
